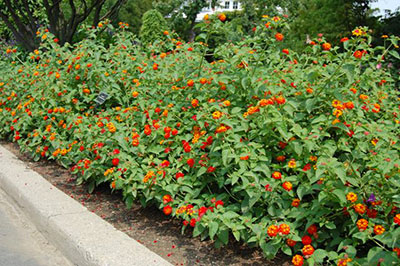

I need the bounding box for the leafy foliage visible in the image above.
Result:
[1,14,400,265]
[116,0,153,34]
[154,0,209,41]
[139,9,170,45]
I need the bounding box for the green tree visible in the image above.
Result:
[0,0,127,51]
[286,0,379,50]
[154,0,209,41]
[117,0,153,34]
[139,9,170,44]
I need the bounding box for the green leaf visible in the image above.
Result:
[123,194,133,209]
[88,181,95,194]
[389,50,400,60]
[233,230,241,241]
[223,211,239,220]
[282,245,292,256]
[231,174,239,185]
[197,167,207,177]
[297,186,308,200]
[367,247,385,264]
[306,257,315,266]
[333,189,346,204]
[193,223,205,237]
[312,249,328,263]
[335,167,347,185]
[231,107,242,114]
[217,229,229,245]
[325,222,336,229]
[241,77,251,90]
[305,98,317,113]
[209,221,219,240]
[222,149,229,167]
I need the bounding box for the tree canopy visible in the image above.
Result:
[0,0,127,51]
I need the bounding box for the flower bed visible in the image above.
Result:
[1,16,400,265]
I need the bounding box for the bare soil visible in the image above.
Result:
[1,141,290,266]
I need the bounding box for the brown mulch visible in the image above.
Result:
[1,141,290,266]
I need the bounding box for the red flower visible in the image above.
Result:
[275,33,284,41]
[302,245,314,256]
[287,239,297,247]
[112,158,119,166]
[199,206,208,217]
[282,181,292,191]
[279,224,290,235]
[347,130,355,137]
[303,164,311,171]
[182,140,191,153]
[394,213,400,225]
[282,49,289,55]
[144,125,152,135]
[207,166,216,173]
[218,13,226,22]
[163,195,172,204]
[302,235,312,245]
[190,218,197,227]
[275,96,286,104]
[172,129,178,136]
[163,205,172,215]
[322,42,331,51]
[367,208,378,218]
[113,149,120,154]
[307,224,317,235]
[164,127,171,134]
[161,160,170,167]
[267,225,279,237]
[201,136,213,150]
[187,158,195,168]
[215,200,224,208]
[279,141,287,149]
[187,80,194,87]
[176,172,185,179]
[272,171,282,179]
[292,255,304,266]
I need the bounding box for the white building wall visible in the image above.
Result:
[196,0,242,21]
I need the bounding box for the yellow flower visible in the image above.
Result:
[352,28,366,36]
[371,138,378,146]
[288,159,296,168]
[212,111,222,119]
[333,109,343,118]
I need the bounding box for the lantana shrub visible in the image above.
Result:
[1,16,400,265]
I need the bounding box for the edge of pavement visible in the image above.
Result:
[0,144,172,266]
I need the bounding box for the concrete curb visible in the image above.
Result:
[0,145,172,266]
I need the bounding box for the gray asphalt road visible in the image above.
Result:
[0,188,73,266]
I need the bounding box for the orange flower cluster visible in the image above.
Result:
[346,192,357,203]
[373,225,385,235]
[143,170,155,183]
[356,219,368,231]
[292,255,304,266]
